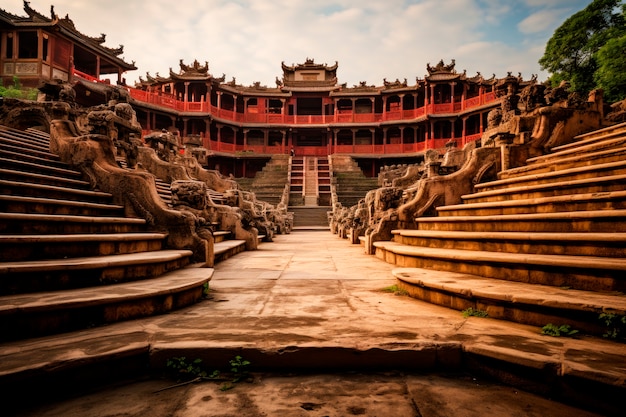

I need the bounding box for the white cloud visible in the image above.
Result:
[1,0,593,86]
[518,8,570,34]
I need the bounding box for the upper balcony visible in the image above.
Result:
[123,84,497,126]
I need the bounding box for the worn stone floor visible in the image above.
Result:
[4,230,623,416]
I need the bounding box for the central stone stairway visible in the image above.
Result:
[289,156,331,228]
[0,125,213,342]
[374,122,626,337]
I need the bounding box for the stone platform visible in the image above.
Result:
[2,231,623,416]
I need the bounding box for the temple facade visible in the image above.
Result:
[126,57,522,177]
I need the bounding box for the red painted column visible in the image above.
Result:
[462,117,467,146]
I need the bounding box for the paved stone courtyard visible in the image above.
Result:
[5,230,621,416]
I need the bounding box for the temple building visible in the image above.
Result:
[0,1,135,88]
[126,57,511,178]
[0,1,528,181]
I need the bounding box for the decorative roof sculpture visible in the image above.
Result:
[280,58,339,89]
[168,59,213,81]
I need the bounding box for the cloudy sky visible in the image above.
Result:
[4,0,592,87]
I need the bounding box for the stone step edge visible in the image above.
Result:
[555,121,626,151]
[0,156,82,178]
[534,134,626,164]
[0,264,212,315]
[374,241,626,272]
[462,174,626,201]
[0,249,192,274]
[418,209,626,223]
[0,143,58,165]
[0,146,67,168]
[0,232,167,243]
[0,167,90,187]
[392,267,626,314]
[0,194,125,211]
[0,212,146,224]
[0,179,112,198]
[439,190,626,213]
[475,159,626,191]
[214,239,246,256]
[1,338,622,417]
[0,130,52,154]
[391,229,626,243]
[502,145,626,178]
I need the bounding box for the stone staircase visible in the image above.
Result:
[0,125,213,342]
[288,156,332,228]
[122,158,250,263]
[374,122,626,337]
[289,156,304,206]
[317,157,332,206]
[330,155,379,207]
[303,157,318,206]
[289,206,331,228]
[242,154,290,205]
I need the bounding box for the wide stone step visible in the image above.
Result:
[528,126,626,164]
[476,159,626,193]
[213,230,231,243]
[499,145,626,180]
[0,194,125,217]
[415,210,626,233]
[0,156,83,179]
[374,242,626,292]
[0,249,193,294]
[437,190,626,216]
[0,128,52,153]
[0,264,213,341]
[0,232,167,262]
[392,267,626,337]
[392,229,626,257]
[0,145,68,170]
[0,179,113,204]
[0,167,91,190]
[549,122,626,153]
[214,239,246,262]
[0,212,146,234]
[462,173,626,204]
[290,206,331,227]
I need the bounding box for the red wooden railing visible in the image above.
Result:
[75,71,498,127]
[124,86,499,125]
[75,71,491,155]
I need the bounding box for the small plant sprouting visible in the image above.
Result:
[599,313,626,340]
[202,281,211,297]
[229,355,251,382]
[541,323,579,337]
[381,284,408,296]
[462,307,489,318]
[166,356,207,380]
[160,355,251,392]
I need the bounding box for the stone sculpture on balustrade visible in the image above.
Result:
[1,82,285,266]
[47,94,214,265]
[331,75,607,254]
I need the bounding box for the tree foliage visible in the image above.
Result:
[595,33,626,102]
[539,0,626,101]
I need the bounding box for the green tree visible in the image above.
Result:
[594,34,626,101]
[539,0,626,99]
